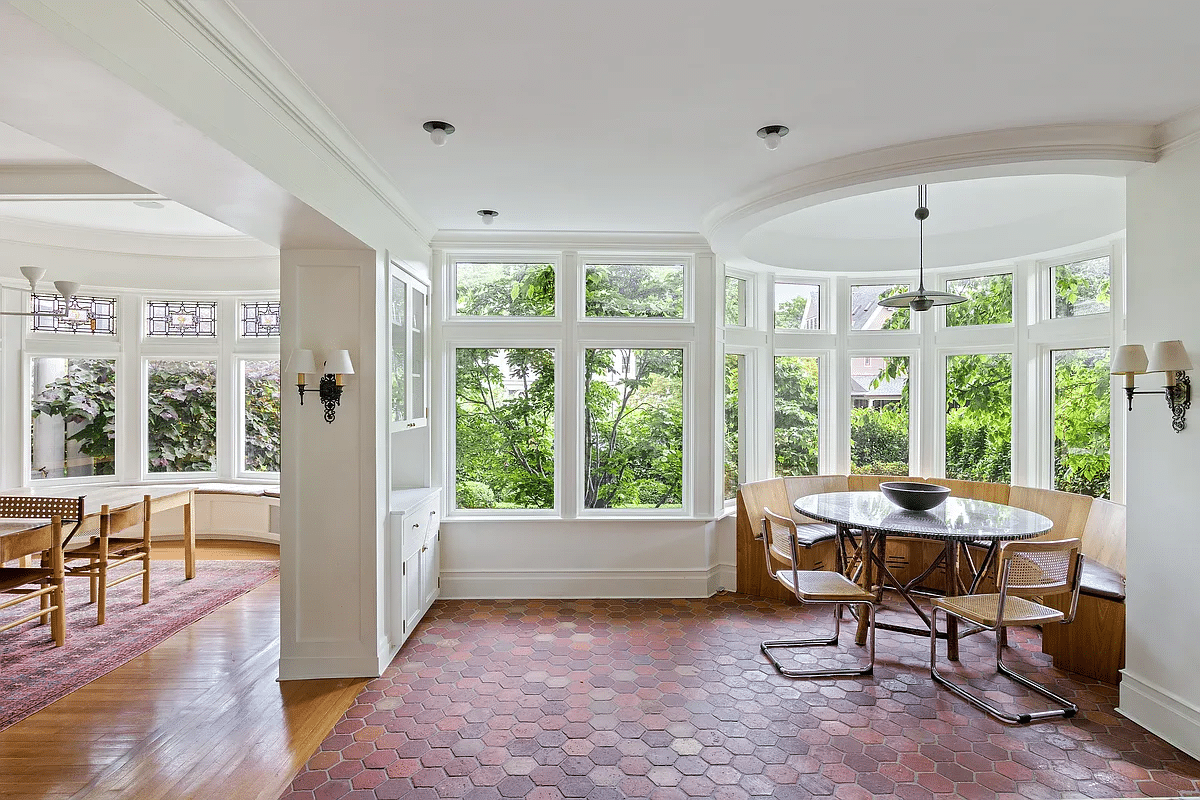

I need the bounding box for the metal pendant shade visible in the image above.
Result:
[877,185,967,312]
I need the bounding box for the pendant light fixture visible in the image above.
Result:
[0,266,82,320]
[877,185,966,313]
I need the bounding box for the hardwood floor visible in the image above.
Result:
[0,541,367,800]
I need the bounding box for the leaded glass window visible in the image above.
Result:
[146,300,217,337]
[31,294,116,335]
[240,301,281,337]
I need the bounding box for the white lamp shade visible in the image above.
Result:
[53,280,79,302]
[287,349,317,375]
[19,265,46,290]
[1111,344,1149,375]
[323,349,355,375]
[1147,340,1193,373]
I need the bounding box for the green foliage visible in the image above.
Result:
[1053,348,1111,498]
[774,297,808,329]
[585,265,684,318]
[456,480,496,509]
[876,285,911,331]
[244,361,281,472]
[1054,257,1110,318]
[148,360,217,472]
[584,348,684,508]
[456,263,555,316]
[456,348,555,509]
[946,274,1013,327]
[773,356,819,476]
[725,277,742,326]
[30,358,116,477]
[850,405,909,475]
[945,354,1012,482]
[724,354,740,500]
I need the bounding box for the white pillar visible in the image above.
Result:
[279,247,389,679]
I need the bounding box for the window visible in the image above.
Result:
[774,356,819,476]
[455,348,555,510]
[945,354,1012,482]
[146,300,218,337]
[1052,256,1111,318]
[147,359,217,472]
[30,357,116,479]
[31,293,117,335]
[775,283,821,330]
[945,274,1013,327]
[243,360,280,473]
[851,284,910,331]
[1052,348,1110,498]
[850,355,909,475]
[583,348,684,509]
[455,262,555,316]
[240,301,281,338]
[584,264,685,318]
[724,354,743,500]
[390,276,407,423]
[725,276,745,326]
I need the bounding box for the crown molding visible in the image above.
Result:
[432,230,711,253]
[0,164,152,196]
[702,123,1156,260]
[1154,105,1200,158]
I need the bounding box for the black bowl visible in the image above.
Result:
[880,481,950,512]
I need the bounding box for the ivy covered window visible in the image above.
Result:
[850,355,909,475]
[243,360,281,473]
[1052,347,1110,498]
[774,356,819,476]
[584,264,685,318]
[945,353,1012,482]
[146,300,217,337]
[775,283,821,330]
[31,293,116,335]
[584,348,684,509]
[240,301,281,337]
[30,357,116,479]
[1052,256,1110,318]
[851,284,910,331]
[147,359,217,472]
[945,274,1013,327]
[725,277,745,326]
[455,263,555,316]
[455,348,555,510]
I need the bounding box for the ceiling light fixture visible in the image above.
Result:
[132,200,165,209]
[423,120,455,146]
[756,124,789,151]
[877,185,967,313]
[477,209,498,225]
[0,266,91,326]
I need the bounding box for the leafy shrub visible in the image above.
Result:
[457,480,496,509]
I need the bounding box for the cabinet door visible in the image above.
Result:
[389,265,429,430]
[420,530,440,612]
[389,272,407,428]
[407,281,427,425]
[404,549,422,634]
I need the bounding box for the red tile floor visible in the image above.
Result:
[282,595,1200,799]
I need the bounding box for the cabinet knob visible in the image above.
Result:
[412,523,419,528]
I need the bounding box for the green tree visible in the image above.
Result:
[244,361,281,472]
[946,274,1013,327]
[773,356,819,476]
[1053,349,1110,497]
[585,265,684,318]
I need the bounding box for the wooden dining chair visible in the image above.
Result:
[930,537,1083,723]
[759,508,878,678]
[0,517,66,646]
[63,495,152,624]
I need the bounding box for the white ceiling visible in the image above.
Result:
[227,0,1200,244]
[0,120,83,163]
[0,198,247,237]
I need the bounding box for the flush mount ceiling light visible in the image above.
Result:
[877,185,967,313]
[756,124,789,150]
[423,120,455,146]
[132,199,165,209]
[477,209,498,225]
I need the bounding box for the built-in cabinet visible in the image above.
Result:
[390,265,427,430]
[387,487,441,654]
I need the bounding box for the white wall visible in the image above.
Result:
[1120,136,1200,758]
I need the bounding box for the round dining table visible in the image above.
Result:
[793,491,1052,660]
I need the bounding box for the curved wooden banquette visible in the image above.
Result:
[736,475,1126,684]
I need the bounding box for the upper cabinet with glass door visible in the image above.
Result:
[390,265,428,430]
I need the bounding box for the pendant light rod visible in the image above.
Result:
[877,183,967,312]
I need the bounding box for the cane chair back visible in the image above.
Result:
[0,496,84,522]
[998,538,1082,600]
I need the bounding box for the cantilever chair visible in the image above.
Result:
[63,495,152,625]
[930,537,1083,724]
[0,516,66,646]
[758,508,877,678]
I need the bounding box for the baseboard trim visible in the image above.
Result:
[278,654,383,681]
[1118,671,1200,760]
[442,565,734,600]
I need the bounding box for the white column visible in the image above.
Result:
[279,247,389,679]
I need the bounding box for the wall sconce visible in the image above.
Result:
[287,349,355,423]
[1111,340,1192,432]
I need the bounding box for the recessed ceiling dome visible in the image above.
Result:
[739,174,1126,273]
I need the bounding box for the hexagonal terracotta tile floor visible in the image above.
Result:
[281,595,1200,799]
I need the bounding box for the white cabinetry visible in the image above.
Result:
[386,487,441,656]
[389,264,428,430]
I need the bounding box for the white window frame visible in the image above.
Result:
[447,255,563,322]
[579,255,694,324]
[236,355,282,480]
[770,350,827,479]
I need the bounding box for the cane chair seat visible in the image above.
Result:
[0,567,56,593]
[934,593,1064,628]
[774,569,876,603]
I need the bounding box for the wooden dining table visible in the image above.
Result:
[794,491,1052,660]
[1,486,197,579]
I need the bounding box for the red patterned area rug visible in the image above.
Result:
[0,559,278,731]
